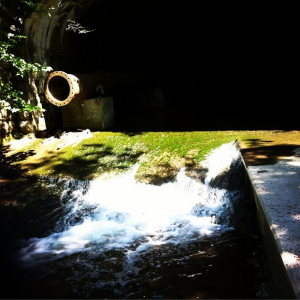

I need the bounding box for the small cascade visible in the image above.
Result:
[12,142,262,299]
[20,143,242,264]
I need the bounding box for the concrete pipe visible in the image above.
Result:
[45,71,107,106]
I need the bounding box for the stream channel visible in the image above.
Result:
[0,143,277,299]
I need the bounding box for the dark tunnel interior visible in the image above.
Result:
[48,76,70,101]
[46,1,298,131]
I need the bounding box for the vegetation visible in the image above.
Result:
[4,130,300,183]
[0,1,53,113]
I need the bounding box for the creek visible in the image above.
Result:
[0,143,276,299]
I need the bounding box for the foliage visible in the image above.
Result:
[20,0,53,17]
[0,1,53,113]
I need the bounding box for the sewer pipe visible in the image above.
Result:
[45,71,144,107]
[45,71,107,106]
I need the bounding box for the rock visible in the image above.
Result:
[19,120,36,134]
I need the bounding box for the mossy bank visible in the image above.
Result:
[2,130,300,184]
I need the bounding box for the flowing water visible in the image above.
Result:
[0,143,275,299]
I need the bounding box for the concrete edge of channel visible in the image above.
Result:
[240,154,298,300]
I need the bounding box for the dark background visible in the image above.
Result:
[29,1,299,131]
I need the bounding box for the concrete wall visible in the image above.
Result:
[0,0,298,140]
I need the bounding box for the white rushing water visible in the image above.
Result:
[20,142,241,264]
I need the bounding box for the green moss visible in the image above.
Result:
[4,130,299,182]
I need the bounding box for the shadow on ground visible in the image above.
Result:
[0,145,35,179]
[240,143,300,166]
[19,143,145,180]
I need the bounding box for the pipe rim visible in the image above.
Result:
[45,71,76,106]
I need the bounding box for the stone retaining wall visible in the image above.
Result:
[0,1,51,143]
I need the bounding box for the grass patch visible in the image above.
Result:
[3,130,300,182]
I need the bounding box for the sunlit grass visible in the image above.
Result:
[5,130,300,182]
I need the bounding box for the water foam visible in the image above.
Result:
[19,142,241,264]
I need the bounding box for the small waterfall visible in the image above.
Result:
[19,142,241,263]
[15,142,257,298]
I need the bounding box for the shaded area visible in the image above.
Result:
[139,162,179,185]
[124,232,268,300]
[244,146,300,299]
[0,145,35,179]
[21,143,145,180]
[143,157,208,186]
[210,156,259,233]
[53,144,144,179]
[61,1,297,134]
[0,178,64,298]
[0,177,38,206]
[0,173,276,299]
[113,111,300,133]
[2,0,298,134]
[118,131,145,137]
[0,145,37,206]
[241,143,300,166]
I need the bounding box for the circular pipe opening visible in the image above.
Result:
[48,76,70,101]
[45,71,76,106]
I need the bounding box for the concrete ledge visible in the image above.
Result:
[61,97,115,130]
[241,148,300,299]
